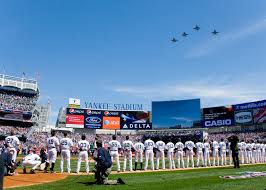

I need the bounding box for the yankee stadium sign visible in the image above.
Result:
[84,102,144,111]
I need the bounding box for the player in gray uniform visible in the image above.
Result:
[46,131,59,173]
[134,139,144,171]
[5,130,20,163]
[76,134,90,174]
[185,140,195,168]
[155,138,165,170]
[203,139,211,167]
[108,135,121,172]
[122,136,134,172]
[59,132,73,173]
[165,139,175,169]
[175,138,185,168]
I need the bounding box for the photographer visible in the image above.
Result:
[93,140,125,185]
[228,135,240,168]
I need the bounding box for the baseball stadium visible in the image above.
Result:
[1,1,266,190]
[0,74,265,190]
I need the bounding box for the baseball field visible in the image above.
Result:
[4,158,266,190]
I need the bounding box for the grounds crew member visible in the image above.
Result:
[94,140,125,185]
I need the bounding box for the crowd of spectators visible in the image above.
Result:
[0,91,39,112]
[208,132,266,143]
[0,125,30,136]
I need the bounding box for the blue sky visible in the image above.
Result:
[1,1,266,125]
[152,99,200,128]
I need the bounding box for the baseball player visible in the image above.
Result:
[76,134,90,174]
[262,143,266,163]
[122,136,134,172]
[212,140,220,166]
[59,132,73,173]
[251,141,256,163]
[175,138,185,168]
[203,139,211,167]
[219,139,227,166]
[46,131,59,173]
[246,141,253,164]
[240,140,247,164]
[134,139,145,170]
[22,149,41,174]
[155,138,165,170]
[256,143,262,163]
[108,135,121,172]
[144,138,155,170]
[5,130,20,162]
[185,140,195,168]
[165,140,175,169]
[195,141,204,167]
[227,141,232,165]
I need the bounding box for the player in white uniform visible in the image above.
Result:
[122,136,134,172]
[76,134,90,174]
[155,139,165,170]
[59,133,73,173]
[134,139,145,170]
[251,141,256,163]
[5,130,20,162]
[219,139,227,166]
[203,139,211,167]
[185,140,195,168]
[246,141,253,164]
[196,141,204,167]
[212,140,220,166]
[227,142,232,165]
[240,141,247,164]
[144,138,155,170]
[256,143,262,163]
[22,149,41,174]
[262,143,266,163]
[108,135,121,172]
[165,140,175,169]
[175,138,185,168]
[46,131,60,173]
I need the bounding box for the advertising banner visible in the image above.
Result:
[253,107,266,124]
[120,111,152,130]
[233,99,266,111]
[202,106,234,127]
[84,109,103,129]
[234,110,253,125]
[66,108,85,128]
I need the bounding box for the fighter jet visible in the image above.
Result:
[182,32,188,37]
[171,38,178,42]
[193,25,200,31]
[212,30,219,35]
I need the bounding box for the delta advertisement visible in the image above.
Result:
[202,106,234,127]
[233,99,266,124]
[66,108,152,130]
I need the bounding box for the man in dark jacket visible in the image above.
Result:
[94,140,125,185]
[228,135,240,168]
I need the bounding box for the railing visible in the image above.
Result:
[0,74,38,91]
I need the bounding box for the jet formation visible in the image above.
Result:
[171,25,219,43]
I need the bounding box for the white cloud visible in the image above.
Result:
[186,17,266,58]
[111,76,266,107]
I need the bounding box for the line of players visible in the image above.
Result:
[4,131,266,174]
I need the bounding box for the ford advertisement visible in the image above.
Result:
[84,109,103,129]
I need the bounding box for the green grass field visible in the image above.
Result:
[9,163,266,190]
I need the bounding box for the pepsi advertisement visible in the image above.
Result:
[202,106,234,127]
[84,109,103,129]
